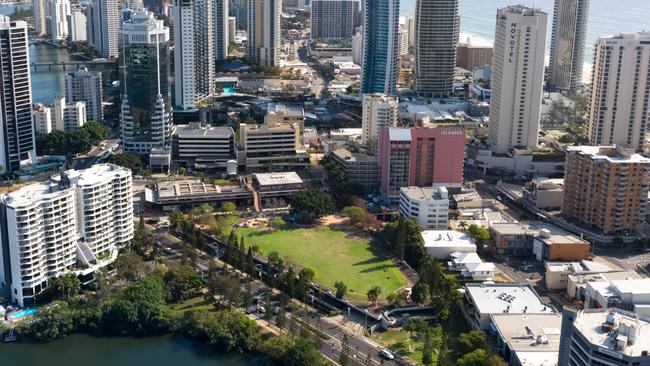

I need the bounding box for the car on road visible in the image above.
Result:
[379,349,395,360]
[272,305,280,315]
[164,247,173,253]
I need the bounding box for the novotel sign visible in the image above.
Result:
[509,22,517,63]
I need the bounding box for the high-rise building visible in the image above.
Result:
[247,0,281,66]
[398,24,408,56]
[456,43,493,71]
[488,5,547,154]
[352,28,363,65]
[563,145,650,235]
[414,0,459,98]
[48,0,71,40]
[310,0,358,40]
[377,127,464,201]
[52,96,86,132]
[33,0,48,35]
[67,5,88,42]
[360,0,399,94]
[0,17,36,173]
[87,0,119,58]
[0,164,133,307]
[228,16,236,46]
[173,0,215,109]
[558,307,650,366]
[119,9,171,154]
[214,0,229,61]
[587,33,650,151]
[548,0,589,92]
[65,67,103,122]
[33,104,53,134]
[361,93,398,146]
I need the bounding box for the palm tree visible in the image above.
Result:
[367,285,381,306]
[458,220,467,232]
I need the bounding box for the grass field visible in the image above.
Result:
[371,329,426,364]
[237,225,406,301]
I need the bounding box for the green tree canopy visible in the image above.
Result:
[290,189,335,223]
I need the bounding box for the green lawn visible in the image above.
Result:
[214,215,242,239]
[169,296,213,313]
[237,225,406,301]
[371,329,427,364]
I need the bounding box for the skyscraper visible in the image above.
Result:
[247,0,281,66]
[310,0,358,40]
[88,0,119,58]
[414,0,459,98]
[587,33,650,151]
[488,5,547,154]
[360,0,398,95]
[33,0,48,36]
[67,5,88,42]
[548,0,589,92]
[65,68,103,122]
[214,0,229,61]
[173,0,215,109]
[119,9,171,154]
[48,0,71,40]
[0,17,36,173]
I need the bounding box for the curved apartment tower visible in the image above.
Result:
[360,0,399,95]
[119,9,171,154]
[414,0,459,98]
[548,0,589,92]
[0,164,133,306]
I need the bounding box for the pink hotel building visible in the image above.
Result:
[378,127,465,200]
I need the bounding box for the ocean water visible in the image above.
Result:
[401,0,650,74]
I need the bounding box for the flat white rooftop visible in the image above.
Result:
[466,283,555,316]
[490,313,562,352]
[566,145,650,164]
[573,308,650,357]
[422,230,475,249]
[254,172,303,186]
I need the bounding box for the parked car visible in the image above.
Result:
[379,350,395,360]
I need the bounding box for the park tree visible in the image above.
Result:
[163,264,203,303]
[290,189,335,223]
[384,218,427,270]
[467,224,491,252]
[456,330,489,356]
[411,281,429,305]
[342,205,365,225]
[268,215,286,228]
[366,286,381,306]
[105,153,143,173]
[132,216,155,256]
[334,281,347,299]
[221,201,237,213]
[168,210,183,231]
[47,274,81,301]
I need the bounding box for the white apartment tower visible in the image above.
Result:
[48,0,71,40]
[0,17,36,174]
[587,33,650,151]
[67,6,88,42]
[214,0,229,61]
[53,96,86,132]
[173,0,215,109]
[247,0,281,66]
[488,5,547,154]
[548,0,590,92]
[65,67,103,122]
[361,93,399,146]
[88,0,119,58]
[0,164,133,307]
[33,104,53,134]
[33,0,48,35]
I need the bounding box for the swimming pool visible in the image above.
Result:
[8,308,38,320]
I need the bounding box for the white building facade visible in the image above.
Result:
[587,33,650,151]
[247,0,281,66]
[399,186,449,230]
[64,67,103,122]
[488,5,547,154]
[48,0,71,40]
[0,164,133,307]
[53,96,86,132]
[361,93,398,146]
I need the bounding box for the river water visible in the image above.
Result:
[0,334,261,366]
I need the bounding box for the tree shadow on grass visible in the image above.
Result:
[358,264,396,273]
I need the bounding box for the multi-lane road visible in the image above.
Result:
[150,225,400,365]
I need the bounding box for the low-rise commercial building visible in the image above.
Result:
[532,229,590,262]
[558,308,650,366]
[0,164,133,306]
[567,271,639,303]
[522,177,564,210]
[490,313,562,366]
[448,252,495,281]
[330,148,379,192]
[399,187,449,230]
[422,230,475,259]
[463,283,555,330]
[172,123,236,171]
[145,180,251,211]
[491,221,569,256]
[544,260,615,292]
[585,278,650,312]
